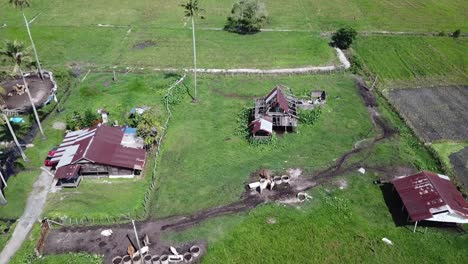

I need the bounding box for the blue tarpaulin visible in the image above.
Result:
[9,117,25,123]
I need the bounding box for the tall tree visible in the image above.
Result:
[9,0,44,79]
[181,0,204,101]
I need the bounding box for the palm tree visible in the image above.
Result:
[1,113,29,162]
[181,0,204,101]
[9,0,44,79]
[0,40,45,139]
[0,40,34,76]
[8,0,30,8]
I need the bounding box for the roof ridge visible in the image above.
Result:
[82,125,101,161]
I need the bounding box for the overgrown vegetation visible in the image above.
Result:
[129,109,162,148]
[65,109,99,130]
[299,108,322,126]
[224,0,268,34]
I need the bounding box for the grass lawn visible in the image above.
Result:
[166,174,468,263]
[1,26,336,69]
[151,74,374,218]
[0,0,466,31]
[353,36,468,87]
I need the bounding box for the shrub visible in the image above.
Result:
[66,109,99,130]
[224,0,268,34]
[331,27,358,49]
[452,29,461,38]
[130,110,162,148]
[299,108,322,126]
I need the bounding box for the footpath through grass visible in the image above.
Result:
[151,74,373,218]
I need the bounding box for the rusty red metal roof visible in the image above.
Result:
[53,124,146,171]
[249,117,273,135]
[392,171,468,222]
[54,165,81,180]
[265,86,289,113]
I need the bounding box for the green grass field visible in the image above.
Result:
[164,174,468,264]
[0,0,466,31]
[353,36,468,86]
[150,74,374,218]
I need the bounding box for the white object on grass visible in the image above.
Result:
[382,238,393,246]
[358,167,366,174]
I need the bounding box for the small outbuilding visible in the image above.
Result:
[249,117,273,139]
[392,171,468,231]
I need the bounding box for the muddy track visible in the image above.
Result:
[42,76,398,262]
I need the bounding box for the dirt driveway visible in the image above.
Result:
[0,169,53,264]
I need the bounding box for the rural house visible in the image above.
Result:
[50,124,146,187]
[392,171,468,230]
[251,85,298,137]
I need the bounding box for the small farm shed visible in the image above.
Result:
[249,117,273,139]
[392,171,468,230]
[51,124,146,187]
[311,90,326,104]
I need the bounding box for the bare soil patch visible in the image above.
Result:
[449,147,468,191]
[133,40,157,50]
[0,74,54,111]
[388,86,468,142]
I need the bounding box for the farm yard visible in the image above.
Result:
[0,0,467,264]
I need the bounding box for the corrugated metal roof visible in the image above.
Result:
[54,165,81,180]
[265,86,290,113]
[392,171,468,222]
[52,124,146,173]
[250,117,273,135]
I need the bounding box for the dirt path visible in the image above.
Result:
[75,47,350,76]
[0,169,53,264]
[41,75,400,262]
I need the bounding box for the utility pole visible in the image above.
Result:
[23,13,43,79]
[132,220,143,256]
[19,67,46,139]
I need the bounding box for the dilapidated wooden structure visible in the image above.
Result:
[251,86,298,138]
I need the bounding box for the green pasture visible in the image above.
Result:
[0,0,466,31]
